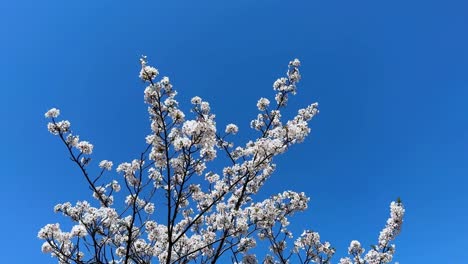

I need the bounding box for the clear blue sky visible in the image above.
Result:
[1,0,467,263]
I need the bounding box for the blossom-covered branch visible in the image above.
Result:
[39,57,405,264]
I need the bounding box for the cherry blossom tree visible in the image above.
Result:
[39,57,405,264]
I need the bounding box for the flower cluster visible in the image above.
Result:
[45,108,60,118]
[294,230,335,262]
[139,56,159,81]
[340,200,405,264]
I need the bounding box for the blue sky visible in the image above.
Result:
[1,0,467,263]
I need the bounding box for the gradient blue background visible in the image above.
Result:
[1,0,467,263]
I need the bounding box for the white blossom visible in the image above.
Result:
[45,108,60,118]
[71,225,87,237]
[41,242,53,253]
[47,120,71,135]
[99,160,113,170]
[225,123,239,134]
[77,141,93,154]
[289,58,301,67]
[191,96,202,105]
[256,98,270,111]
[140,65,159,81]
[144,203,155,214]
[110,180,121,192]
[66,134,79,147]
